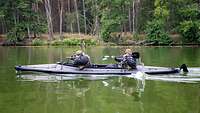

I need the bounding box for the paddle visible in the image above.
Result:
[57,57,72,64]
[133,63,146,92]
[57,57,73,70]
[102,55,115,61]
[180,64,189,73]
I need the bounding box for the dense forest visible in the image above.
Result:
[0,0,200,45]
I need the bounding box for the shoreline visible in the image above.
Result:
[1,33,200,47]
[1,42,200,47]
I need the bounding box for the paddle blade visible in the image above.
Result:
[180,64,189,72]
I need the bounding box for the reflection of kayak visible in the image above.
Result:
[15,63,188,75]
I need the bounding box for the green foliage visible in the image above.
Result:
[1,0,47,42]
[65,12,76,30]
[104,32,121,43]
[63,38,81,46]
[7,26,24,42]
[133,33,140,41]
[32,38,47,46]
[51,40,64,46]
[6,21,47,43]
[154,0,169,19]
[100,18,120,42]
[99,0,131,42]
[145,0,172,45]
[145,19,172,45]
[179,20,200,42]
[177,3,200,43]
[178,3,200,21]
[84,38,97,45]
[137,0,154,32]
[1,0,200,45]
[51,38,97,46]
[0,10,4,17]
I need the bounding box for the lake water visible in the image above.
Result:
[0,46,200,113]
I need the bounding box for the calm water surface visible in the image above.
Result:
[0,46,200,113]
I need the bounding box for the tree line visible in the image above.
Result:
[0,0,200,44]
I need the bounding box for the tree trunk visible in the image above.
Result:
[94,16,99,37]
[70,23,73,33]
[59,8,63,39]
[123,5,126,35]
[128,7,132,33]
[74,0,80,35]
[0,18,5,34]
[13,11,17,39]
[135,0,140,33]
[44,0,54,42]
[132,0,135,34]
[36,2,40,23]
[82,0,87,34]
[2,17,7,33]
[67,0,70,12]
[36,2,39,38]
[27,25,31,40]
[58,0,63,39]
[67,0,73,33]
[94,0,100,38]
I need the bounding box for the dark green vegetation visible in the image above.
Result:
[31,38,97,46]
[145,0,172,45]
[0,0,200,45]
[0,0,47,43]
[0,46,200,113]
[178,3,200,43]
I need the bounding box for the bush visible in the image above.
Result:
[62,38,97,46]
[100,21,112,42]
[84,38,97,45]
[32,38,47,46]
[109,33,122,43]
[7,23,26,43]
[177,3,200,43]
[179,20,200,42]
[51,40,64,46]
[178,3,200,21]
[31,38,97,46]
[145,19,172,45]
[100,18,121,42]
[63,38,80,46]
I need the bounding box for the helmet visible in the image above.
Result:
[125,49,132,54]
[75,50,83,55]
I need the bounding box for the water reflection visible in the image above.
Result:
[16,73,146,113]
[16,73,146,98]
[16,67,200,113]
[16,73,110,82]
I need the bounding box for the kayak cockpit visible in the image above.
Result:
[57,62,125,69]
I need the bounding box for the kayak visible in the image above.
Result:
[15,63,187,75]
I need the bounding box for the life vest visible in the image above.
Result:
[73,54,90,66]
[115,54,137,69]
[125,56,136,69]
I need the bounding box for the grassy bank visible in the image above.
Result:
[0,33,199,46]
[107,33,200,46]
[0,33,99,46]
[31,38,97,46]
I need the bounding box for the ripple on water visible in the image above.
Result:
[143,67,200,83]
